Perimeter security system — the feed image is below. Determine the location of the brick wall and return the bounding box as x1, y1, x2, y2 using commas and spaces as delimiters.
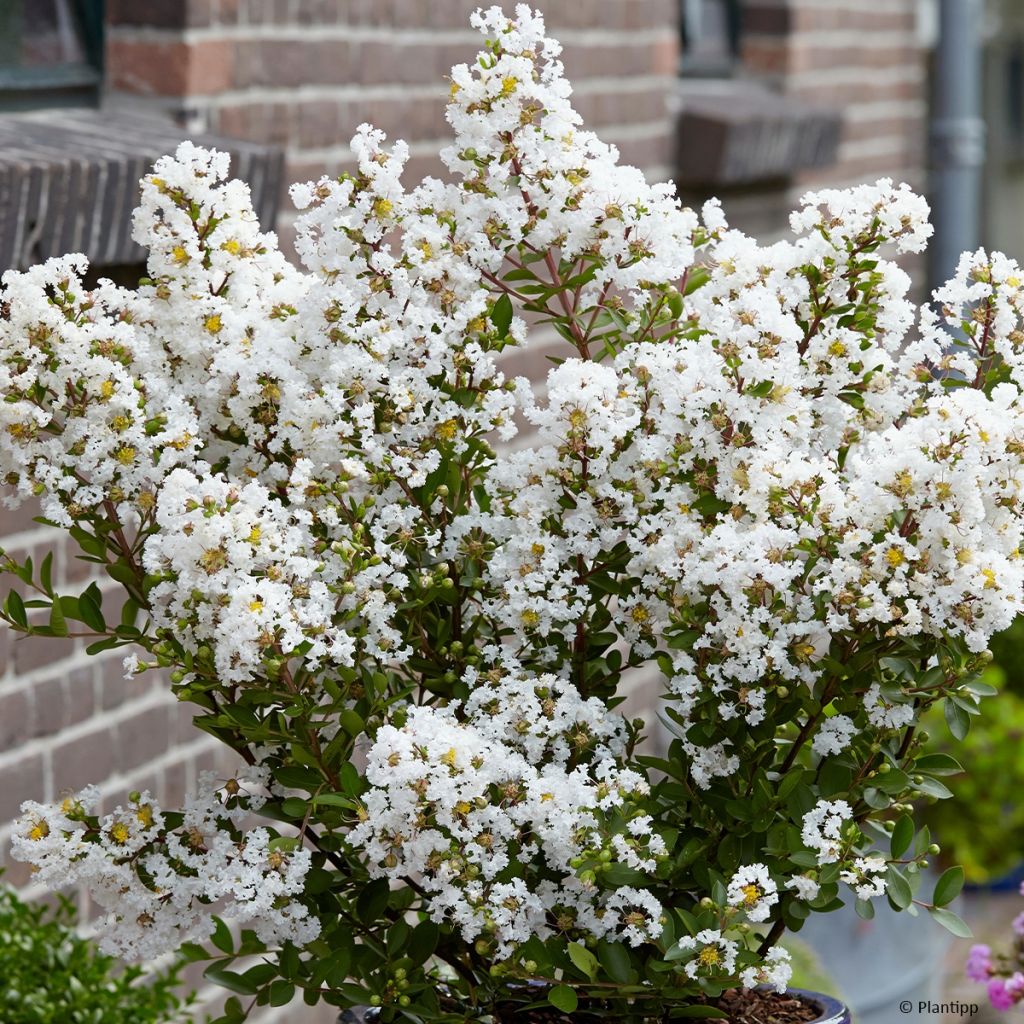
744, 0, 926, 190
687, 0, 927, 241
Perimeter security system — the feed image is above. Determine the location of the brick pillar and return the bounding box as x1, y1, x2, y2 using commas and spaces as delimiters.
742, 0, 927, 192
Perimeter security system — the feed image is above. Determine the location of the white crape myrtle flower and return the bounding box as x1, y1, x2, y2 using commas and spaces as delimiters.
727, 863, 779, 923
788, 875, 822, 901
862, 683, 916, 731
676, 929, 739, 979
12, 767, 317, 959
740, 946, 794, 994
840, 856, 889, 901
801, 800, 853, 865
812, 714, 857, 757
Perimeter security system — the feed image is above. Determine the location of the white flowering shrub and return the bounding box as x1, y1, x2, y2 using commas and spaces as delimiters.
2, 5, 1020, 1020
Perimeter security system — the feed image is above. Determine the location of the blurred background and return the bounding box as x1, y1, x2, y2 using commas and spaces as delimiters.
0, 1, 1021, 1022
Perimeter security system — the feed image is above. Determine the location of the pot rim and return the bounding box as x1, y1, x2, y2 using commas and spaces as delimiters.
784, 985, 849, 1024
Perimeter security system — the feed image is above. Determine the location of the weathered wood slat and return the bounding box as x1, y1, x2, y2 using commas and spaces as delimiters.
0, 109, 284, 271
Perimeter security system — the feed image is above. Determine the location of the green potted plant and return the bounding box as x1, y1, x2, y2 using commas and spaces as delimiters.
0, 881, 193, 1023
2, 6, 1022, 1022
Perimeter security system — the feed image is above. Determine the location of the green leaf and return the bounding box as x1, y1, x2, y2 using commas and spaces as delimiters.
106, 562, 137, 586
490, 293, 514, 337
240, 964, 277, 989
338, 761, 363, 796
219, 997, 246, 1024
268, 980, 295, 1007
548, 985, 578, 1013
596, 938, 633, 984
211, 916, 234, 955
915, 776, 953, 800
408, 920, 439, 965
204, 965, 258, 995
886, 866, 913, 910
854, 898, 875, 920
933, 866, 965, 908
273, 766, 322, 791
601, 862, 648, 886
928, 906, 972, 938
945, 699, 970, 740
178, 941, 211, 963
914, 753, 964, 776
39, 552, 53, 595
5, 590, 27, 627
312, 793, 355, 810
356, 878, 390, 925
567, 941, 598, 980
280, 797, 307, 818
890, 815, 914, 859
339, 709, 365, 737
79, 591, 106, 632
86, 637, 120, 655
49, 598, 67, 637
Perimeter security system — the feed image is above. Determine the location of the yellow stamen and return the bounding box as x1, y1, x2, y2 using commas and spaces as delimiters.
885, 546, 905, 568
109, 821, 131, 845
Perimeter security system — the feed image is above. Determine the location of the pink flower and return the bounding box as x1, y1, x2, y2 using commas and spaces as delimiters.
968, 944, 994, 982
988, 978, 1015, 1012
1013, 912, 1024, 938
1009, 973, 1024, 1002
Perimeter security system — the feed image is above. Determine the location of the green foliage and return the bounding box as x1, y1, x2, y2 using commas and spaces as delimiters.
0, 884, 194, 1024
987, 616, 1024, 698
919, 656, 1024, 883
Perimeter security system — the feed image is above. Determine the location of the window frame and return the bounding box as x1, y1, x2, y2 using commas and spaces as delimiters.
678, 0, 743, 78
0, 0, 104, 111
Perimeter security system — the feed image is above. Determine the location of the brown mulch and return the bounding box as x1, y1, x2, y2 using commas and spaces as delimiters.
713, 988, 821, 1023
489, 989, 822, 1023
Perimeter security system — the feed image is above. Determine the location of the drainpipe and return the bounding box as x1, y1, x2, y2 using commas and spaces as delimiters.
930, 0, 986, 289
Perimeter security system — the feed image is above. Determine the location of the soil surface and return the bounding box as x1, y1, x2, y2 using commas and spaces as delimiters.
490, 989, 822, 1023
714, 988, 822, 1023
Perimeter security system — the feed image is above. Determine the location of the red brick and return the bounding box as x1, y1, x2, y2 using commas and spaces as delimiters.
107, 37, 234, 97
99, 662, 146, 711
13, 633, 72, 677
0, 752, 44, 820
50, 726, 116, 795
0, 501, 44, 536
0, 622, 9, 677
162, 755, 190, 805
115, 704, 171, 774
30, 675, 64, 737
0, 686, 29, 751
0, 836, 38, 888
65, 667, 96, 728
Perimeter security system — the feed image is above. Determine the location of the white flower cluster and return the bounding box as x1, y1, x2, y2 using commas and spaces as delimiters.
801, 800, 853, 865
800, 800, 890, 902
12, 767, 317, 959
350, 667, 665, 955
